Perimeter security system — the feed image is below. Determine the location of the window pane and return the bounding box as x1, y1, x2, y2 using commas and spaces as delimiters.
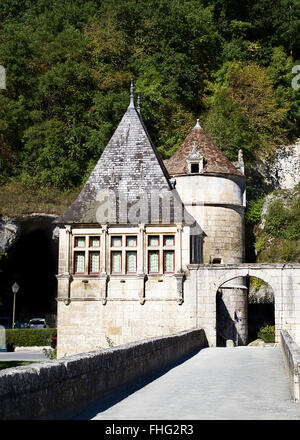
127, 236, 137, 247
89, 252, 100, 273
111, 236, 122, 247
89, 236, 100, 247
164, 235, 174, 246
149, 251, 159, 273
164, 251, 174, 272
74, 252, 85, 273
112, 251, 122, 272
75, 237, 85, 247
148, 236, 159, 246
126, 251, 137, 272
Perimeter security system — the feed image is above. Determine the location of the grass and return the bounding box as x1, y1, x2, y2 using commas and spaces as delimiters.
0, 181, 80, 217
0, 361, 41, 371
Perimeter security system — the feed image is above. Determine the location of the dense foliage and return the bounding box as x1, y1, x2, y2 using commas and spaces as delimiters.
1, 0, 300, 190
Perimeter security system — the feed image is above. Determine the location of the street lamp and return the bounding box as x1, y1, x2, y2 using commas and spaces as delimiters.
11, 282, 19, 329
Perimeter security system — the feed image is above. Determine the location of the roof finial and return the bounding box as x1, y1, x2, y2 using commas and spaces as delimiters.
129, 78, 135, 108
137, 93, 141, 114
194, 119, 201, 129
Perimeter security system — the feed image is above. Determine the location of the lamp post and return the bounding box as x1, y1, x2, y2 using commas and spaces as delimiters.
11, 282, 19, 329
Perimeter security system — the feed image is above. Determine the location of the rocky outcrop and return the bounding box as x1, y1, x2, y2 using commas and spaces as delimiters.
0, 217, 21, 252
247, 140, 300, 199
263, 141, 300, 190
248, 280, 274, 303
0, 214, 59, 252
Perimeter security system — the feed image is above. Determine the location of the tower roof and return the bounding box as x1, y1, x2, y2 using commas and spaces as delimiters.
56, 86, 187, 225
165, 121, 244, 177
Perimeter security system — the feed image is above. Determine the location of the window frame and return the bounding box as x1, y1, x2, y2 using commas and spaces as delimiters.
89, 236, 101, 248
111, 235, 122, 248
74, 236, 86, 248
126, 250, 137, 273
126, 235, 137, 247
163, 235, 175, 246
88, 251, 100, 274
148, 250, 160, 274
163, 249, 175, 274
148, 235, 160, 247
74, 251, 85, 274
111, 250, 122, 274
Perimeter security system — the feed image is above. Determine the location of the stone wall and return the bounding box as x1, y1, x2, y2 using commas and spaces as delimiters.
0, 329, 207, 420
280, 330, 300, 402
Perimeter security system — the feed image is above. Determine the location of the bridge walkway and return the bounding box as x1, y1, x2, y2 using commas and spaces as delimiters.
76, 347, 300, 420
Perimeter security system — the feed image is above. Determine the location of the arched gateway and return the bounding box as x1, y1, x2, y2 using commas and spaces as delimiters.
187, 263, 300, 347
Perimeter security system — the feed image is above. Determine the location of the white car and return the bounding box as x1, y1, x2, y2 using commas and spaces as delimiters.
27, 318, 48, 329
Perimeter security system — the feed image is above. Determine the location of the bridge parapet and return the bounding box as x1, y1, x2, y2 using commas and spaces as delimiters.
0, 329, 207, 420
281, 330, 300, 403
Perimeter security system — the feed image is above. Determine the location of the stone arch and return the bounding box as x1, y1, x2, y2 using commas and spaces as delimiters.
212, 268, 278, 347
216, 268, 278, 297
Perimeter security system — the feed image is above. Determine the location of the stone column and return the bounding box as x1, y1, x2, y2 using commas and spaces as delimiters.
100, 224, 109, 305
62, 225, 72, 305
176, 223, 183, 273
175, 224, 184, 304
138, 224, 145, 274
138, 224, 146, 304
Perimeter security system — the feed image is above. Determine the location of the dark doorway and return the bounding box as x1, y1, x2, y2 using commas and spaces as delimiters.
216, 276, 275, 346
0, 225, 58, 324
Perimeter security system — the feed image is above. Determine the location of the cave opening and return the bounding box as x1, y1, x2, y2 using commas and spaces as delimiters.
0, 220, 58, 326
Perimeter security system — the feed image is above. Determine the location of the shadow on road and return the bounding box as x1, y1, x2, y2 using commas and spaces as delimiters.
74, 347, 206, 420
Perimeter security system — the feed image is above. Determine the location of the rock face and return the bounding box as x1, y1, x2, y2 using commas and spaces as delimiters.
260, 141, 300, 191
248, 281, 274, 304
0, 214, 58, 252
0, 217, 21, 252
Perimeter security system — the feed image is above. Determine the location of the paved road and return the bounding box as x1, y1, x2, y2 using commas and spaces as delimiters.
77, 347, 300, 420
0, 351, 47, 361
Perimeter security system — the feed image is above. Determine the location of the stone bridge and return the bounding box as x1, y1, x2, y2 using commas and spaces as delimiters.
1, 329, 300, 420
188, 263, 300, 347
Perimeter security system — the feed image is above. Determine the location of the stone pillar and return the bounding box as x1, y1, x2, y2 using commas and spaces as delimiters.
217, 279, 248, 346
62, 225, 72, 305
138, 224, 145, 274
176, 223, 183, 273
175, 224, 184, 304
100, 224, 109, 305
138, 224, 146, 304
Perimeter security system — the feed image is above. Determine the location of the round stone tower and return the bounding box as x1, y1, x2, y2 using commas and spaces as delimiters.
165, 120, 248, 345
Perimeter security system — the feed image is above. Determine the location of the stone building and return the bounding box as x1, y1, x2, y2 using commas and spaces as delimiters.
55, 83, 246, 357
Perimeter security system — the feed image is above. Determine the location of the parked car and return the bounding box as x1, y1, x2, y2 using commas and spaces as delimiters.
27, 318, 48, 329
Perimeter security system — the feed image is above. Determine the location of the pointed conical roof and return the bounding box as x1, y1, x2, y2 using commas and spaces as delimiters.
165, 120, 243, 177
56, 93, 177, 225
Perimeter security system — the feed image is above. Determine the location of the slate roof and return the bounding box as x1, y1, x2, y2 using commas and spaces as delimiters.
165, 121, 244, 177
56, 93, 197, 228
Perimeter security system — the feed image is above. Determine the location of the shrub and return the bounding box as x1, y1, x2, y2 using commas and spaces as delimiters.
257, 324, 275, 343
5, 329, 57, 347
264, 199, 290, 238
246, 196, 266, 225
